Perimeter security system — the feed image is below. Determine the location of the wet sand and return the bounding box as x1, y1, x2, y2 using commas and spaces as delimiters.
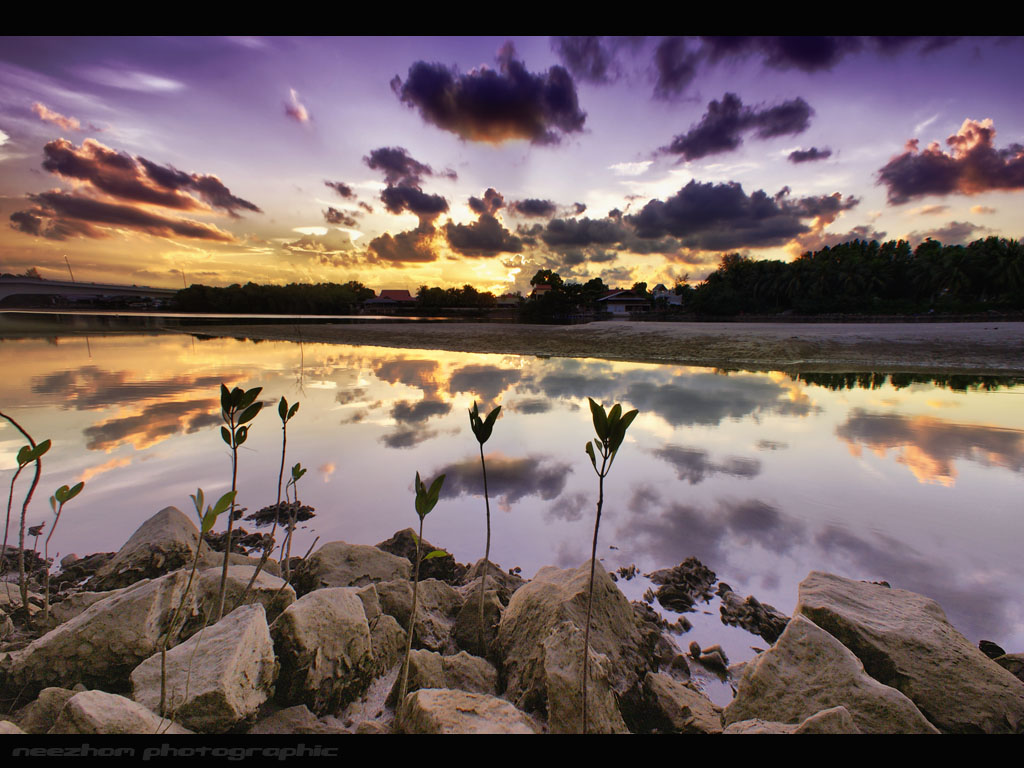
181, 319, 1024, 375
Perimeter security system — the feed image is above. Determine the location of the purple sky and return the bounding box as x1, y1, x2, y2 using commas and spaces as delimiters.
1, 36, 1022, 294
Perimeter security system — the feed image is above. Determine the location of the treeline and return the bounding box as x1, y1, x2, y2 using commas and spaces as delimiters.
790, 371, 1022, 393
687, 237, 1024, 316
416, 284, 498, 309
174, 281, 375, 314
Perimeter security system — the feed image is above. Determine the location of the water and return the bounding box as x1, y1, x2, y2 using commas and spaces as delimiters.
2, 320, 1023, 696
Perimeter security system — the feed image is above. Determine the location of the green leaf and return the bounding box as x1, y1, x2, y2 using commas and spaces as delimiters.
235, 425, 248, 446
191, 488, 205, 518
201, 508, 219, 533
291, 463, 306, 481
220, 426, 232, 446
278, 397, 288, 421
585, 441, 597, 471
49, 496, 57, 514
220, 383, 231, 413
54, 484, 70, 503
66, 481, 84, 501
607, 403, 622, 428
17, 445, 32, 466
288, 402, 300, 420
229, 386, 245, 408
588, 398, 608, 441
238, 401, 263, 425
427, 474, 445, 506
212, 490, 237, 515
236, 387, 262, 410
609, 408, 639, 454
423, 549, 448, 561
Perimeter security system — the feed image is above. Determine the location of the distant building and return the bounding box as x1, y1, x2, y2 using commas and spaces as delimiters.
363, 288, 417, 313
596, 289, 650, 316
651, 283, 682, 306
496, 293, 521, 307
378, 289, 415, 304
530, 284, 553, 298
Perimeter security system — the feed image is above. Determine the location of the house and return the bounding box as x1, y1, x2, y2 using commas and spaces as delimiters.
530, 284, 553, 298
363, 288, 417, 313
596, 289, 651, 316
651, 283, 682, 306
378, 289, 415, 304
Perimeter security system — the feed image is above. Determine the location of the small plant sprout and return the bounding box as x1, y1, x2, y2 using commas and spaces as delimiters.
216, 383, 264, 622
397, 471, 447, 706
581, 397, 638, 735
468, 400, 500, 655
160, 488, 236, 717
42, 481, 84, 622
0, 410, 50, 623
280, 462, 307, 581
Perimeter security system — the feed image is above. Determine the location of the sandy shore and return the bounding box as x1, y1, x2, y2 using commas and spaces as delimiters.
181, 319, 1024, 375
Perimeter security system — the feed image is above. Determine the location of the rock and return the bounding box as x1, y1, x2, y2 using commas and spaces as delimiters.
494, 561, 649, 731
290, 541, 411, 596
49, 689, 191, 734
354, 720, 389, 734
453, 588, 503, 657
0, 588, 43, 617
15, 687, 76, 734
45, 588, 131, 627
387, 650, 497, 706
88, 507, 203, 591
189, 565, 295, 630
723, 706, 861, 735
723, 614, 938, 734
0, 608, 12, 641
640, 672, 722, 734
797, 571, 1024, 734
1, 570, 197, 706
718, 585, 790, 644
993, 653, 1024, 683
0, 719, 25, 733
355, 584, 406, 677
979, 640, 1007, 659
460, 558, 526, 598
375, 529, 464, 583
271, 587, 374, 714
395, 689, 539, 734
131, 603, 277, 733
793, 705, 861, 734
248, 704, 349, 735
645, 557, 717, 613
376, 578, 462, 654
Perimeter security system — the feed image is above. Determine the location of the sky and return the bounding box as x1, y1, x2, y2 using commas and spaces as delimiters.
1, 35, 1022, 296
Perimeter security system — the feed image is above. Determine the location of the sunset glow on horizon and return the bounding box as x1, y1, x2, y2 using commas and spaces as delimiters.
2, 36, 1022, 295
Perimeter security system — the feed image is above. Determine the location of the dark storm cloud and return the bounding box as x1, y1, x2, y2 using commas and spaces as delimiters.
652, 444, 762, 484
391, 43, 586, 145
138, 157, 262, 216
9, 210, 101, 240
700, 35, 862, 72
379, 186, 449, 219
789, 147, 833, 164
510, 198, 558, 218
663, 93, 813, 162
551, 36, 620, 84
541, 217, 628, 249
627, 181, 857, 251
22, 191, 235, 242
877, 119, 1024, 204
367, 225, 437, 263
323, 207, 358, 227
505, 397, 552, 415
445, 214, 522, 257
325, 180, 355, 198
652, 36, 700, 98
373, 358, 440, 396
364, 146, 455, 187
545, 491, 589, 523
379, 427, 440, 449
434, 455, 572, 505
390, 398, 452, 425
468, 188, 504, 215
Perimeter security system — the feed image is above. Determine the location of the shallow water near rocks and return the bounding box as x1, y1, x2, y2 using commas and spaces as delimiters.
3, 323, 1023, 700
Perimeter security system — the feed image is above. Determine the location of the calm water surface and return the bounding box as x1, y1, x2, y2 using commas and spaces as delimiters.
2, 325, 1023, 685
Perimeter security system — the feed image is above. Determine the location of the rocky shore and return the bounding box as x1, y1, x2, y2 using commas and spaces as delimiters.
1, 506, 1022, 735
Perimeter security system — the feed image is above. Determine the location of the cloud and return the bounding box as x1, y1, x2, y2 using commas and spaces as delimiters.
83, 398, 219, 451
285, 88, 310, 123
367, 224, 437, 263
652, 444, 762, 484
907, 220, 983, 247
878, 118, 1024, 204
323, 207, 358, 227
468, 188, 504, 215
379, 185, 448, 219
364, 146, 455, 187
390, 398, 452, 425
510, 198, 558, 218
391, 42, 586, 145
445, 214, 522, 257
448, 364, 523, 403
545, 491, 590, 522
82, 67, 185, 92
663, 92, 814, 161
379, 426, 440, 449
628, 180, 857, 251
788, 146, 832, 164
31, 102, 84, 131
32, 366, 225, 409
434, 454, 572, 506
325, 180, 355, 198
550, 36, 621, 84
700, 35, 862, 72
18, 191, 235, 242
541, 217, 629, 250
971, 205, 996, 215
652, 36, 700, 98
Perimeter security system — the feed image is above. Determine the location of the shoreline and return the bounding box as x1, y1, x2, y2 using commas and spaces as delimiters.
179, 319, 1024, 376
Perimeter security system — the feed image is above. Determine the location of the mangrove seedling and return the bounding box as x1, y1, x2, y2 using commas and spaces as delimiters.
581, 397, 637, 734
42, 481, 84, 622
468, 400, 500, 655
234, 396, 300, 609
159, 488, 236, 717
396, 471, 447, 706
215, 383, 264, 622
0, 409, 50, 623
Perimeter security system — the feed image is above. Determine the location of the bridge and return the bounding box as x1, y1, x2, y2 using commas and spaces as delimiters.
0, 277, 177, 307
